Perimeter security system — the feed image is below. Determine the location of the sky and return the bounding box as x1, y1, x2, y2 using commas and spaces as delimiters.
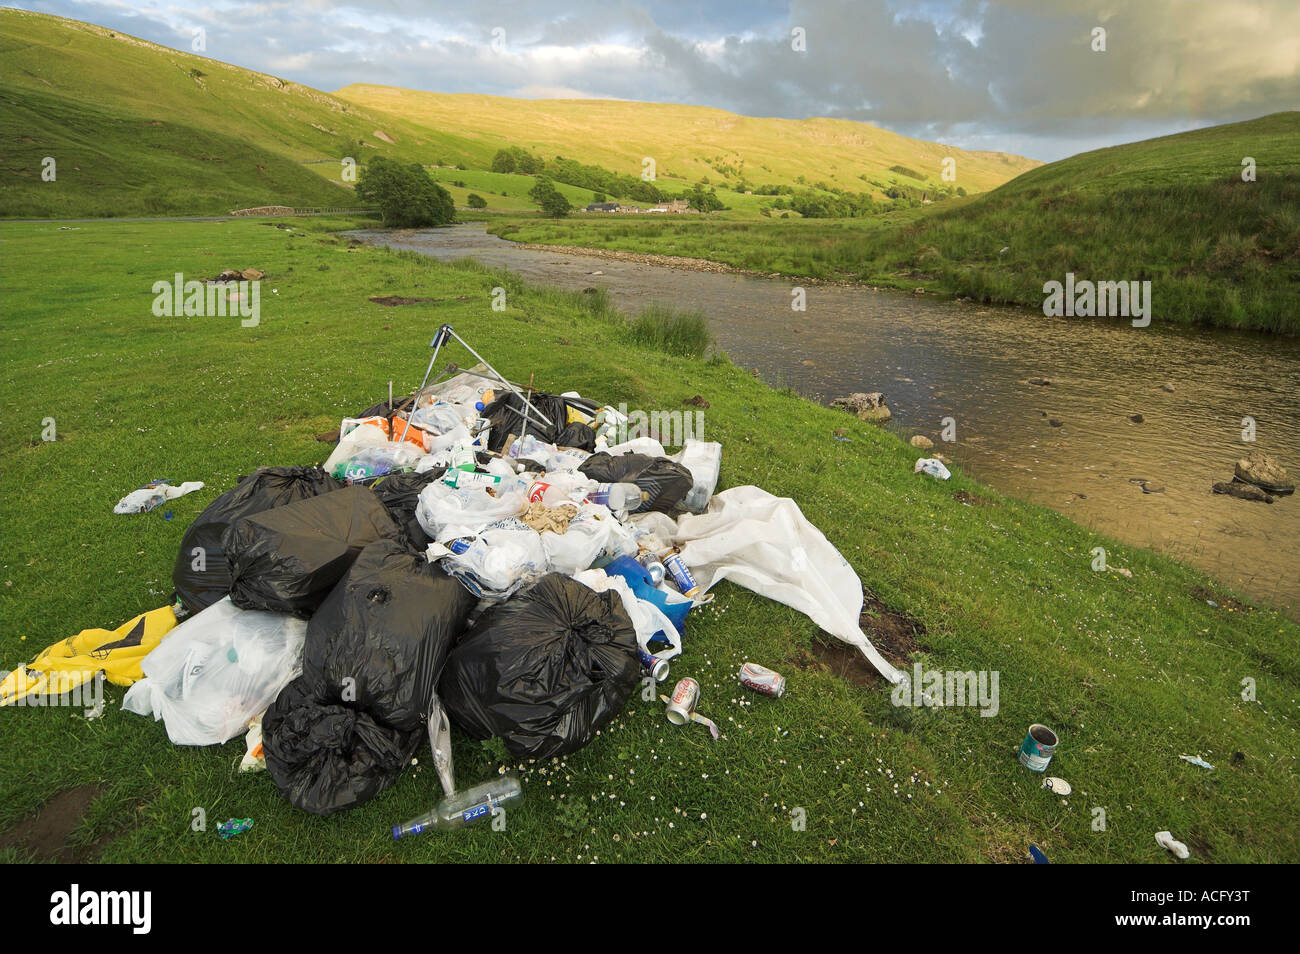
9, 0, 1299, 161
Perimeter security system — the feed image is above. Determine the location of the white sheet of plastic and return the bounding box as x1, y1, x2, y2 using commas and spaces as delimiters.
324, 422, 389, 474
673, 486, 902, 683
574, 568, 682, 660
122, 597, 307, 745
604, 436, 667, 458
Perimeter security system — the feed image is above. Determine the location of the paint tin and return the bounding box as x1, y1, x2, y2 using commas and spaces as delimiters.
1018, 724, 1059, 772
665, 677, 701, 725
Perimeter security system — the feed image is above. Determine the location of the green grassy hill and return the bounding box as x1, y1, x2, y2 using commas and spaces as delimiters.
0, 9, 1038, 218
337, 84, 1040, 202
493, 112, 1300, 332
0, 8, 483, 216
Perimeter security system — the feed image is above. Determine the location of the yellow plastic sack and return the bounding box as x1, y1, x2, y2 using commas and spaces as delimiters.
1, 605, 177, 706
566, 405, 593, 426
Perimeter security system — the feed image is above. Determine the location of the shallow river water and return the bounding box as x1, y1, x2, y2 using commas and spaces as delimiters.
352, 225, 1300, 614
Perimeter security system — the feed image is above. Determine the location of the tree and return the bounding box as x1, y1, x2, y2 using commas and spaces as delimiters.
688, 183, 724, 212
466, 193, 488, 209
491, 149, 516, 173
591, 192, 606, 204
355, 156, 455, 227
539, 190, 571, 217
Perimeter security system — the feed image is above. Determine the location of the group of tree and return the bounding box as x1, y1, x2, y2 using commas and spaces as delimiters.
355, 156, 454, 227
528, 177, 572, 218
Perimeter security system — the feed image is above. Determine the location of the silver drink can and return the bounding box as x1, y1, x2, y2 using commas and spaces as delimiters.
665, 677, 701, 725
739, 662, 786, 697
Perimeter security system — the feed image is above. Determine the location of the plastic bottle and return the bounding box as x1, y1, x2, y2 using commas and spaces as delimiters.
392, 775, 522, 838
527, 472, 593, 507
587, 482, 645, 511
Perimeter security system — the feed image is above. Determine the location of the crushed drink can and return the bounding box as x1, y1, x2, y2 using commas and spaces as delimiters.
663, 551, 699, 598
739, 662, 786, 697
637, 552, 666, 585
637, 648, 669, 683
665, 677, 700, 726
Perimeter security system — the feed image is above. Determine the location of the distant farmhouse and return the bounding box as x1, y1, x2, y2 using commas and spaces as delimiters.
583, 198, 698, 214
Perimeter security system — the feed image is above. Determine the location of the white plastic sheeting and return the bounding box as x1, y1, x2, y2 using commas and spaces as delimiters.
673, 486, 903, 684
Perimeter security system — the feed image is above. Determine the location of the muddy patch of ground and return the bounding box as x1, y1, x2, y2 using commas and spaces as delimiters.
1190, 585, 1252, 613
368, 295, 471, 306
791, 593, 926, 687
952, 490, 993, 506
0, 784, 110, 862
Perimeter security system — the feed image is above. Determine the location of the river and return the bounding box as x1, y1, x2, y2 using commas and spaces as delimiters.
351, 224, 1300, 614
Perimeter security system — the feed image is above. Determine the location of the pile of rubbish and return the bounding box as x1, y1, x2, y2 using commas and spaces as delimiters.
3, 335, 902, 831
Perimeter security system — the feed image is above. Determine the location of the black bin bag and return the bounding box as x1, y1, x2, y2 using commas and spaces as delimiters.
172, 466, 341, 614
578, 453, 693, 514
370, 470, 444, 549
480, 391, 597, 454
262, 540, 476, 815
224, 484, 399, 616
440, 573, 640, 759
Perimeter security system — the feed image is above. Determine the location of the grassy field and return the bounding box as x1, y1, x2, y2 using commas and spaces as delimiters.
1, 217, 1297, 863
490, 112, 1300, 333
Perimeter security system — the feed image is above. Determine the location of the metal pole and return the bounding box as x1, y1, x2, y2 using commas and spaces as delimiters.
445, 328, 554, 429
398, 325, 451, 444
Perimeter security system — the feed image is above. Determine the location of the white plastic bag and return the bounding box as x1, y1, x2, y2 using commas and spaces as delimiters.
914, 458, 951, 480
674, 487, 902, 683
324, 422, 389, 474
415, 476, 530, 543
541, 504, 617, 574
113, 480, 205, 515
672, 439, 722, 513
122, 598, 306, 745
427, 516, 547, 599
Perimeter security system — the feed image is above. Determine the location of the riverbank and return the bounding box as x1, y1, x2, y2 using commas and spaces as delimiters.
3, 217, 1298, 863
486, 112, 1300, 335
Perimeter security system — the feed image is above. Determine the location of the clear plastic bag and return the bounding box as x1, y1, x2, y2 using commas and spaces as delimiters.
430, 516, 547, 599
332, 442, 425, 483
415, 475, 530, 542
123, 597, 306, 746
672, 439, 723, 513
409, 403, 468, 436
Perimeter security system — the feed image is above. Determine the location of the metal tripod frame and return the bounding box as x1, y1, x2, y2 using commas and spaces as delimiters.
398, 323, 553, 444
